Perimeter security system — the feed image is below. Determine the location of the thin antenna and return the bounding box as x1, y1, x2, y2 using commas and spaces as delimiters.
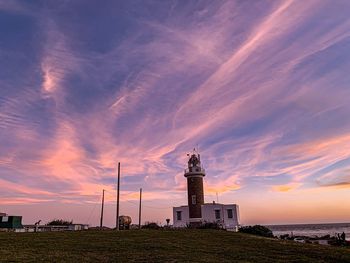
216, 192, 219, 203
198, 152, 201, 162
116, 162, 121, 230
138, 188, 142, 229
100, 189, 105, 229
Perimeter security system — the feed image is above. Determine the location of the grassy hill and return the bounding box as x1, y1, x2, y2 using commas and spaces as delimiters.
0, 229, 349, 262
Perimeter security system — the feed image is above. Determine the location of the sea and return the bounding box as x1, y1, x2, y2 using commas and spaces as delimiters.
266, 223, 350, 240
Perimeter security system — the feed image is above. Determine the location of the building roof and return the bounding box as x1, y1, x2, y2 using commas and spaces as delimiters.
174, 203, 237, 208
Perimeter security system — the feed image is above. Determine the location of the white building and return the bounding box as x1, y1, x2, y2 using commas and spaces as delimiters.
173, 202, 240, 230
23, 224, 89, 232
173, 150, 240, 230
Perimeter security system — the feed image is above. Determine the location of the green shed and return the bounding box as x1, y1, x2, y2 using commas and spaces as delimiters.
0, 216, 23, 229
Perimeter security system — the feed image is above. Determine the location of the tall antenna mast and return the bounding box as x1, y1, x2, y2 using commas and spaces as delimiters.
138, 188, 142, 229
116, 162, 121, 230
100, 189, 105, 229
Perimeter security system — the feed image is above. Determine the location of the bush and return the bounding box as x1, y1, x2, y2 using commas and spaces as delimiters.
279, 234, 290, 240
198, 222, 221, 229
142, 222, 160, 229
239, 225, 273, 238
47, 219, 73, 226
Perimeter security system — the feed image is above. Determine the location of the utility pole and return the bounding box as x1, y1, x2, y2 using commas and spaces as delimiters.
100, 189, 105, 229
116, 162, 121, 230
138, 188, 142, 229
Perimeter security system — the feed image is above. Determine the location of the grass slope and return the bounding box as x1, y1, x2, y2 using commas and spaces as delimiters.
0, 230, 349, 262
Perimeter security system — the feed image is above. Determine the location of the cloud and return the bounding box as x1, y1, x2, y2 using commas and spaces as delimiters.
271, 183, 301, 192
39, 19, 82, 99
319, 182, 350, 189
1, 0, 350, 225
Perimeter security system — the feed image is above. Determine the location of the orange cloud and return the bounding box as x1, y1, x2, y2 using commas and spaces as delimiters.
319, 182, 350, 189
271, 183, 301, 192
205, 175, 241, 194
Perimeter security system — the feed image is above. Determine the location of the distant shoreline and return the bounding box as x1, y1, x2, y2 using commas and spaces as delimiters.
264, 222, 350, 239
265, 222, 350, 227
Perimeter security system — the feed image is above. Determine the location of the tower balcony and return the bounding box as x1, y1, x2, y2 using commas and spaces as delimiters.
184, 167, 206, 175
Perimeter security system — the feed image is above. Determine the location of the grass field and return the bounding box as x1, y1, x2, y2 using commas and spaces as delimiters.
0, 229, 349, 262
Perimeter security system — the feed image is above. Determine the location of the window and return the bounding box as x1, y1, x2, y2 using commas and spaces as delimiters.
215, 209, 221, 219
192, 195, 196, 205
176, 211, 182, 221
227, 209, 233, 219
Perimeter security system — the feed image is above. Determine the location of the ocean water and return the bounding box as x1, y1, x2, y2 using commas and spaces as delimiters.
266, 223, 350, 239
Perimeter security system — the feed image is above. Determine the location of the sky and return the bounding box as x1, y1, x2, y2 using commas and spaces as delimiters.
1, 0, 350, 227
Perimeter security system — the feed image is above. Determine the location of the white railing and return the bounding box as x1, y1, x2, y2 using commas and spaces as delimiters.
184, 167, 205, 174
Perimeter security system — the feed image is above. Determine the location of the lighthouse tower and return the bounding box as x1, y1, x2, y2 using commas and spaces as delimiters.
184, 150, 205, 227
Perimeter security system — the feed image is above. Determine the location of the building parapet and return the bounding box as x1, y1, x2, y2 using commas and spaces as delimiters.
184, 167, 205, 174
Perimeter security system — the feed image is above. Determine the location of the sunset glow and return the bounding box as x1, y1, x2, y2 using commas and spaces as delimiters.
1, 0, 349, 227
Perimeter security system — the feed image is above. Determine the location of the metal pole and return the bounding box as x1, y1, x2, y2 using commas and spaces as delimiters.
100, 189, 105, 229
116, 162, 120, 230
138, 188, 142, 229
221, 204, 225, 226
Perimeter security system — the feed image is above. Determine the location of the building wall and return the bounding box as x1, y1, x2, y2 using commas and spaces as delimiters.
187, 176, 204, 219
202, 204, 239, 229
173, 206, 189, 227
23, 224, 89, 232
0, 216, 23, 229
172, 204, 239, 229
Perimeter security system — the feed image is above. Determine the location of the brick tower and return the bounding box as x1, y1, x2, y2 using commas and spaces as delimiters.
184, 150, 205, 227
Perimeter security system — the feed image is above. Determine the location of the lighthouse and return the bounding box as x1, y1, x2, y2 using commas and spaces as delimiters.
184, 150, 205, 227
173, 150, 240, 229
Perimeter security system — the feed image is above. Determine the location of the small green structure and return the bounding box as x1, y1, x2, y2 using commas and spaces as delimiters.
0, 215, 23, 229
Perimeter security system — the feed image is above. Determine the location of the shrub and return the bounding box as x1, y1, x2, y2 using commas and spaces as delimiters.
239, 225, 273, 238
47, 219, 73, 226
279, 234, 290, 240
142, 222, 160, 229
198, 222, 221, 229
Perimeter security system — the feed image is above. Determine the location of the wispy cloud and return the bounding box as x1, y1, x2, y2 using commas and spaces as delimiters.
1, 0, 350, 225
